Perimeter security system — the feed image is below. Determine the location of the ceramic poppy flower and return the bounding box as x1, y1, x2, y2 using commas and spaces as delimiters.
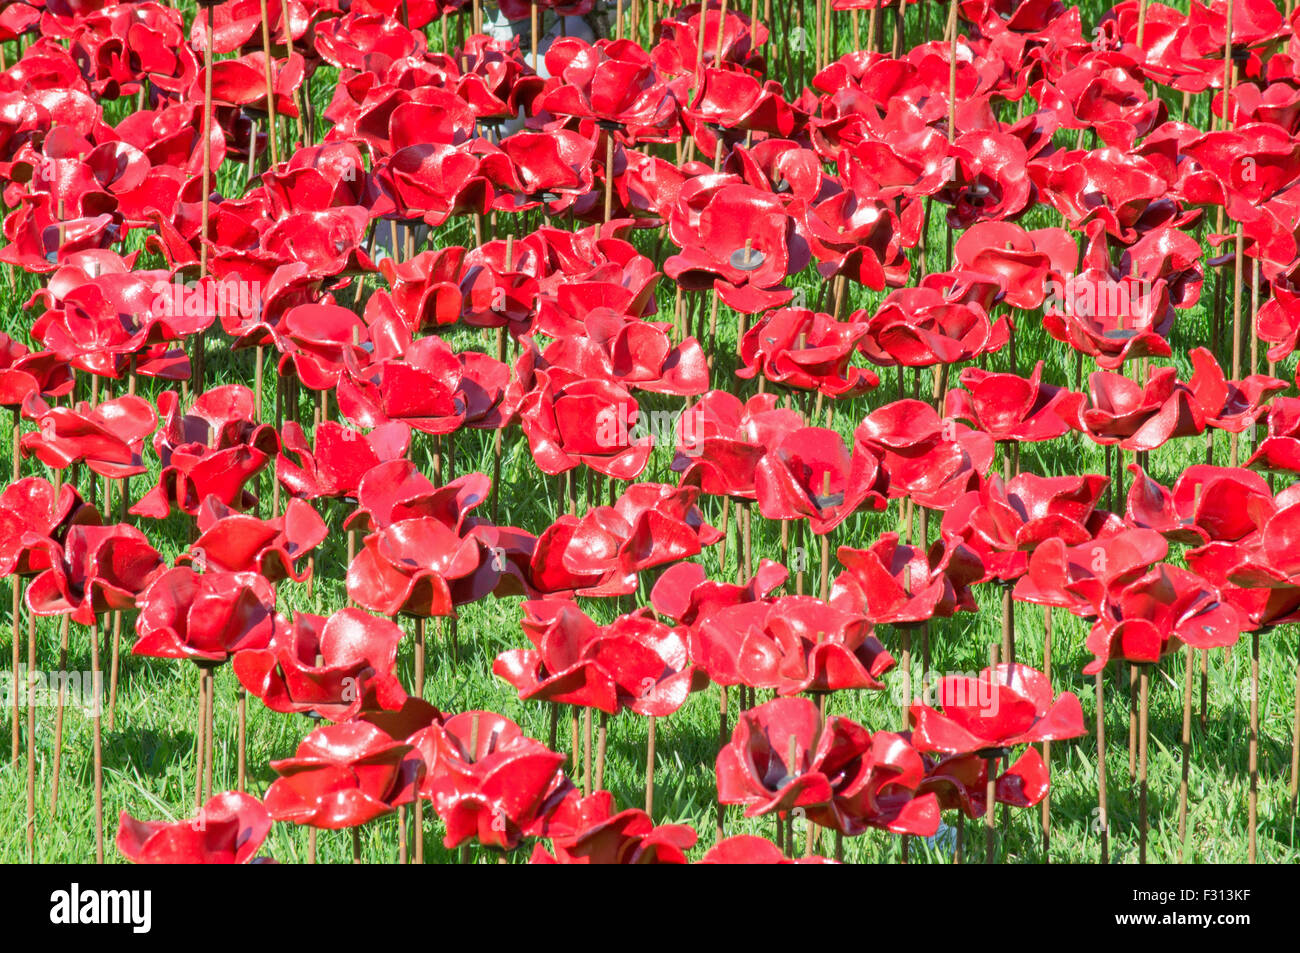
526, 481, 722, 598
1076, 367, 1205, 451
691, 595, 894, 696
651, 3, 767, 76
859, 284, 1009, 368
234, 608, 407, 722
275, 420, 410, 502
1082, 564, 1244, 673
456, 239, 541, 333
802, 188, 908, 290
831, 533, 983, 626
531, 791, 696, 864
345, 462, 489, 534
737, 308, 879, 398
423, 710, 571, 851
0, 334, 74, 408
204, 50, 304, 119
495, 602, 704, 716
1255, 284, 1300, 362
20, 393, 156, 479
919, 746, 1051, 819
1193, 467, 1300, 612
275, 303, 371, 393
254, 207, 378, 279
346, 515, 496, 618
698, 834, 832, 864
1185, 346, 1286, 433
754, 426, 888, 535
116, 791, 272, 865
183, 497, 327, 586
936, 129, 1034, 228
132, 566, 276, 663
1125, 464, 1275, 546
909, 664, 1086, 754
855, 400, 995, 510
670, 391, 804, 500
533, 311, 710, 398
29, 267, 211, 380
953, 222, 1078, 311
0, 478, 96, 578
373, 247, 465, 332
716, 696, 940, 836
1014, 527, 1170, 619
494, 600, 618, 712
517, 371, 652, 480
1181, 122, 1300, 221
945, 361, 1085, 443
1246, 396, 1300, 474
339, 332, 510, 435
1043, 273, 1177, 367
132, 386, 278, 519
664, 182, 812, 314
942, 473, 1116, 582
25, 523, 164, 626
266, 722, 424, 830
482, 128, 598, 215
649, 559, 789, 628
1029, 146, 1183, 244
537, 38, 679, 143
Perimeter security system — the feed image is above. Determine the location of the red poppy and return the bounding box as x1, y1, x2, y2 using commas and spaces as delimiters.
670, 390, 804, 500
942, 473, 1116, 582
184, 497, 327, 585
20, 393, 157, 479
945, 361, 1084, 443
496, 602, 703, 716
518, 372, 653, 480
649, 559, 789, 628
920, 747, 1051, 818
859, 283, 1009, 368
754, 426, 888, 535
1077, 366, 1205, 451
116, 791, 272, 865
537, 38, 679, 143
1246, 396, 1300, 475
423, 710, 571, 850
276, 420, 410, 502
737, 308, 879, 398
133, 386, 278, 519
1126, 464, 1275, 546
266, 722, 424, 830
831, 533, 983, 625
954, 222, 1078, 311
691, 595, 895, 696
855, 400, 995, 510
909, 664, 1086, 754
234, 607, 407, 721
665, 182, 812, 314
0, 334, 74, 408
717, 696, 939, 835
25, 522, 164, 626
531, 791, 696, 864
1015, 527, 1170, 619
0, 478, 96, 578
1082, 565, 1243, 672
133, 566, 276, 664
346, 515, 496, 618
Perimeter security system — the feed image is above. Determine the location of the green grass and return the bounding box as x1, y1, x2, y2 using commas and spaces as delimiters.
1, 0, 1298, 864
